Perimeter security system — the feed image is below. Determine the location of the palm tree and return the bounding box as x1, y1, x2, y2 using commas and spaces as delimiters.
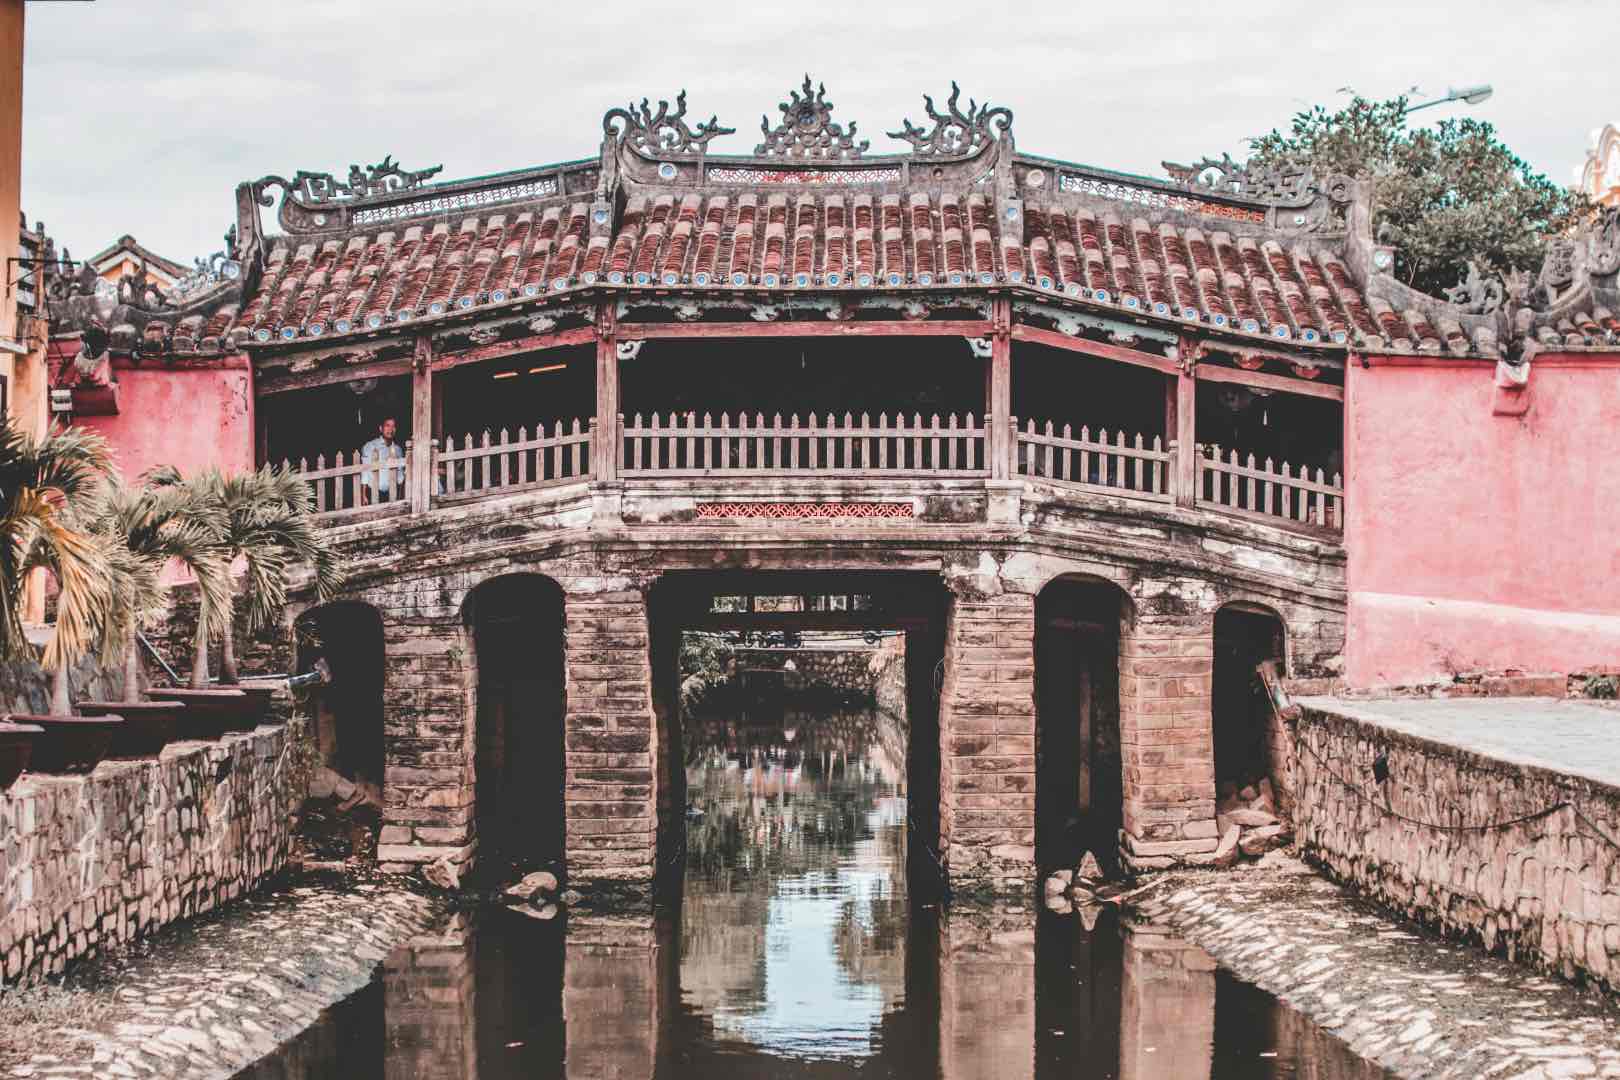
0, 418, 116, 712
178, 467, 344, 687
78, 471, 231, 704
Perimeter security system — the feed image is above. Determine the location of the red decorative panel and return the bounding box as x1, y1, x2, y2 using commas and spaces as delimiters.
694, 501, 915, 520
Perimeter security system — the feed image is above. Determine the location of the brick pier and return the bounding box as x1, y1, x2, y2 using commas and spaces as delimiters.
562, 582, 659, 899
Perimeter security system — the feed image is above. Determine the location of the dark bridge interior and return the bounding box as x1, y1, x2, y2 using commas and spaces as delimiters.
646, 570, 949, 899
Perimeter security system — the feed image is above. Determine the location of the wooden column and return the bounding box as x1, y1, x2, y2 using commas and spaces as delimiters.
594, 302, 619, 483
987, 297, 1013, 481
1173, 336, 1198, 508
410, 334, 433, 514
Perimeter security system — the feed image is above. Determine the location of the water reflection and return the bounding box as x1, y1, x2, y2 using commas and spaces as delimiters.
236, 700, 1387, 1080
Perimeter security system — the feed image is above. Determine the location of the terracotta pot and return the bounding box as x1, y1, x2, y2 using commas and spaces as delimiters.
78, 700, 185, 758
9, 714, 121, 774
151, 688, 251, 738
0, 720, 43, 787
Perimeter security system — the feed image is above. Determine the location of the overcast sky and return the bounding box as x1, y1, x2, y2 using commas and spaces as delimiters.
19, 0, 1619, 265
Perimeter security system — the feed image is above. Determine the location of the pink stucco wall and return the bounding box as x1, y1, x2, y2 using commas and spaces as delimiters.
79, 359, 255, 481
1344, 353, 1620, 686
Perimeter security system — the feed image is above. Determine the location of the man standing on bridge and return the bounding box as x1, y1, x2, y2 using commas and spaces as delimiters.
359, 416, 406, 505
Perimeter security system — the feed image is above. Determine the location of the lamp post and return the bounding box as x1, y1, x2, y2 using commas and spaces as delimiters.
1408, 84, 1493, 113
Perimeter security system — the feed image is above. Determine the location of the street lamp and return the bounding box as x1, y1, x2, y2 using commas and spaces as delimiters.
1409, 84, 1493, 112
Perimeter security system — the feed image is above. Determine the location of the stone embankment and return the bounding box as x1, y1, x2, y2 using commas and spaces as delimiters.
1, 725, 301, 985
1293, 697, 1620, 989
1140, 857, 1620, 1079
4, 874, 437, 1079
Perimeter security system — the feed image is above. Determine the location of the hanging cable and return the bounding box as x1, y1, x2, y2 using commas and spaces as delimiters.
1292, 712, 1620, 851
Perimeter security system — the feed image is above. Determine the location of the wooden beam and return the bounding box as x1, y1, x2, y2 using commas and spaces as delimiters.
256, 357, 414, 396
1195, 363, 1343, 401
988, 298, 1012, 481
410, 335, 433, 515
1174, 339, 1198, 508
685, 612, 908, 632
431, 326, 596, 371
1011, 323, 1181, 376
594, 303, 618, 482
615, 319, 995, 341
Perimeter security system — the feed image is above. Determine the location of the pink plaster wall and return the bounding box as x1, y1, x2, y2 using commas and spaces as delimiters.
78, 361, 255, 481
1344, 353, 1620, 686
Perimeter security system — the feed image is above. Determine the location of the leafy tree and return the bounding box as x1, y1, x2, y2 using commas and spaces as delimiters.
78, 471, 231, 704
170, 467, 345, 687
1247, 96, 1588, 296
0, 419, 116, 710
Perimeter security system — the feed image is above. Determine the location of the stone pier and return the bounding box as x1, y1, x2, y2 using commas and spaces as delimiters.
562, 580, 658, 900
1118, 608, 1219, 869
938, 588, 1038, 893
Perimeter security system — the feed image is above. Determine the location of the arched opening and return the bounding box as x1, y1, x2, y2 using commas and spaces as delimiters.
1213, 604, 1288, 815
464, 573, 567, 878
295, 601, 386, 794
1035, 576, 1129, 875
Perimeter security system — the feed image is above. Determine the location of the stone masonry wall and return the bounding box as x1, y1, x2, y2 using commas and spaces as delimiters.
1295, 704, 1620, 986
938, 591, 1037, 892
1118, 606, 1219, 869
563, 584, 658, 895
0, 724, 300, 985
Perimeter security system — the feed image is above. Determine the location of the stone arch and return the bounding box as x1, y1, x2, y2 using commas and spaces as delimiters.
1034, 573, 1134, 874
1212, 600, 1290, 818
294, 600, 386, 795
461, 572, 568, 877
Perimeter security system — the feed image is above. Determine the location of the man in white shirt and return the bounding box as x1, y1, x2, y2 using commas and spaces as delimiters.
360, 417, 406, 504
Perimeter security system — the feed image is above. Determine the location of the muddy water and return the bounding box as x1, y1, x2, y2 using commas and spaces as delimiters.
236, 704, 1387, 1079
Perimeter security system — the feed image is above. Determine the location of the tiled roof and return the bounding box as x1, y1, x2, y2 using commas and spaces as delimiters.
229, 187, 1514, 356
73, 82, 1620, 362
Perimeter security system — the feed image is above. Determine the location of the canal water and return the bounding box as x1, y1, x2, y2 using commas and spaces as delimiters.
236, 700, 1387, 1079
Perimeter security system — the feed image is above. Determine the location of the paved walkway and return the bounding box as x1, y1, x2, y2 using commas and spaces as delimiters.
1140, 855, 1620, 1079
3, 874, 437, 1080
1298, 697, 1620, 789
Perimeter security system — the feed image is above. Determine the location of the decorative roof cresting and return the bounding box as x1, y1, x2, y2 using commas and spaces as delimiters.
888, 82, 1012, 157
253, 155, 444, 208
756, 76, 868, 160
603, 91, 735, 156
1161, 153, 1350, 208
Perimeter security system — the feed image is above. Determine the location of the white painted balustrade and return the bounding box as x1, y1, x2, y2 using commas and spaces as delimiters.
435, 420, 592, 501
284, 444, 412, 518
1015, 420, 1172, 501
619, 411, 989, 476
1197, 444, 1343, 531
282, 415, 1343, 537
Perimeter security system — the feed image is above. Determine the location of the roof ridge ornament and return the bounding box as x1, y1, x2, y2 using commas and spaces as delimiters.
253, 156, 444, 208
603, 91, 734, 156
1161, 153, 1350, 208
756, 76, 868, 160
888, 82, 1012, 158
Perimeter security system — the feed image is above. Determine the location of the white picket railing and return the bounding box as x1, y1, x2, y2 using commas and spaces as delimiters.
1015, 420, 1172, 501
619, 411, 989, 477
285, 445, 411, 519
435, 421, 592, 501
1197, 444, 1343, 531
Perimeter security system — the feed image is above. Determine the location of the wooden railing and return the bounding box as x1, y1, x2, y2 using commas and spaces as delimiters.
435, 421, 592, 502
619, 412, 989, 477
1197, 445, 1343, 531
284, 415, 1343, 540
284, 445, 412, 519
1015, 420, 1172, 501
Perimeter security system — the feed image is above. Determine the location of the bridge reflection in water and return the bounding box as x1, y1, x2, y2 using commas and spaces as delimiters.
235, 702, 1386, 1080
